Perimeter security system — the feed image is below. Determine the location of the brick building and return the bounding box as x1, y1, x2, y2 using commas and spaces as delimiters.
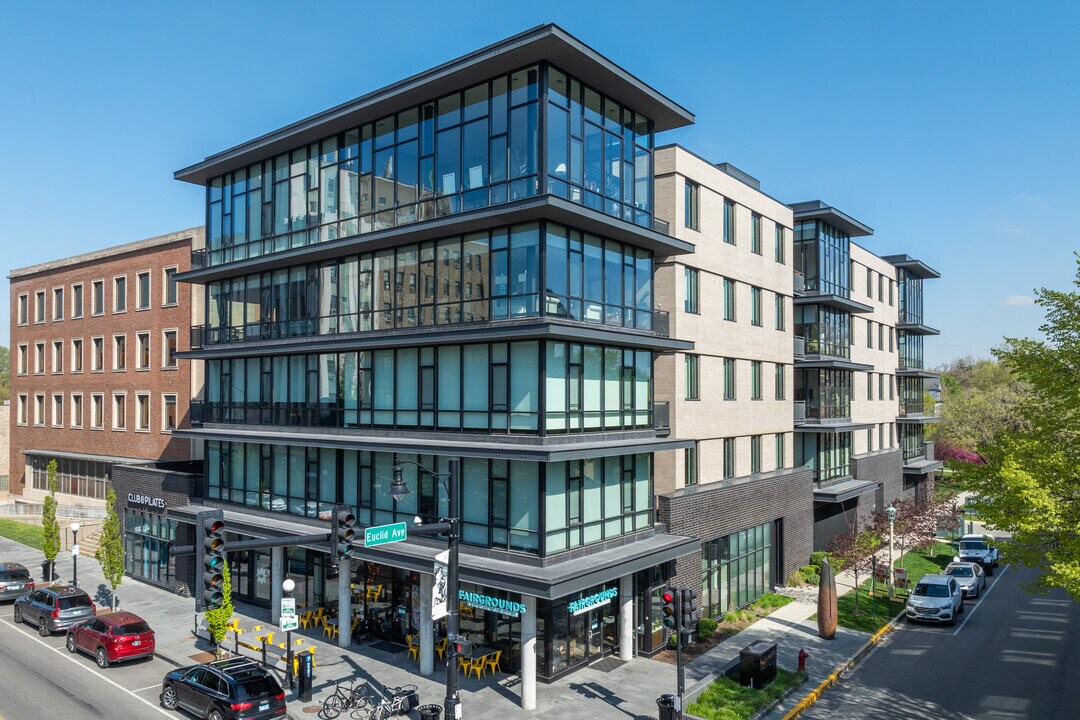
8, 227, 204, 506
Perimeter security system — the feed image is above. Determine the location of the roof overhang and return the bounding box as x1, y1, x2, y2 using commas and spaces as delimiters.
795, 421, 874, 433
903, 459, 944, 475
896, 368, 940, 378
796, 357, 874, 372
813, 478, 878, 503
794, 293, 874, 314
788, 201, 873, 237
896, 322, 940, 336
175, 24, 694, 186
22, 449, 155, 466
882, 255, 941, 279
896, 414, 941, 424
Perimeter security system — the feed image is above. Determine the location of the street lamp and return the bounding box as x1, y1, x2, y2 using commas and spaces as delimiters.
885, 506, 897, 600
389, 454, 461, 720
70, 522, 81, 588
282, 577, 296, 688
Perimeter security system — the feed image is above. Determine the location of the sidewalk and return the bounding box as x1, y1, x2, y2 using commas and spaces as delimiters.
0, 535, 875, 719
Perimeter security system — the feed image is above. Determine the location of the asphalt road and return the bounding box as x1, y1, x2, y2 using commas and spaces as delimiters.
0, 601, 178, 720
800, 564, 1080, 720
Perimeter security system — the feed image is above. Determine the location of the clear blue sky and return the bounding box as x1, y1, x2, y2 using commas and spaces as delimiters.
3, 1, 1078, 368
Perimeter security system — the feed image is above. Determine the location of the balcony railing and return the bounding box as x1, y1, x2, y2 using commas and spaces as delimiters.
653, 217, 671, 236
653, 401, 670, 432
793, 271, 805, 295
794, 336, 805, 359
793, 400, 806, 424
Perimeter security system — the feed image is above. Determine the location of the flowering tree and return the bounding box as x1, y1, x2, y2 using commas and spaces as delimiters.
828, 522, 881, 614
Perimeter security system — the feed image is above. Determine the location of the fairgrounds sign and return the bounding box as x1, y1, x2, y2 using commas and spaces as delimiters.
459, 591, 526, 616
568, 586, 618, 615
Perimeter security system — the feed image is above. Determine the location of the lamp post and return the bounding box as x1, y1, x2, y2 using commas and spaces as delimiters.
70, 522, 81, 588
282, 577, 296, 688
389, 455, 461, 720
885, 506, 897, 600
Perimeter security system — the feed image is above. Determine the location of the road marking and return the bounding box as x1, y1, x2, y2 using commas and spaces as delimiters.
951, 564, 1009, 636
0, 618, 173, 717
133, 685, 162, 693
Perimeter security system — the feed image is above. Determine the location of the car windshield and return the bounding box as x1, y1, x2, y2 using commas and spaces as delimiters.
113, 621, 151, 635
914, 583, 949, 598
948, 567, 974, 577
0, 570, 30, 582
960, 541, 988, 551
236, 675, 282, 699
59, 595, 93, 609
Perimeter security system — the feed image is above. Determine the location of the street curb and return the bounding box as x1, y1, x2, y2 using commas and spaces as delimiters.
778, 611, 903, 719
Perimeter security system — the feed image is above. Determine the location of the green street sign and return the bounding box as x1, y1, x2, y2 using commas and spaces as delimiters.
364, 522, 408, 547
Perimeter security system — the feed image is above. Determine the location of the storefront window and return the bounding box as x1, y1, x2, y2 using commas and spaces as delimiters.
124, 509, 175, 586
701, 522, 773, 618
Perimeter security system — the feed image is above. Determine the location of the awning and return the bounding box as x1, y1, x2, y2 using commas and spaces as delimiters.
813, 478, 878, 504
903, 459, 944, 475
23, 448, 155, 466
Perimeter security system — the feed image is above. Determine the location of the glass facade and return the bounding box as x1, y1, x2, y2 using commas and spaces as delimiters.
899, 377, 924, 416
29, 455, 110, 500
898, 268, 924, 324
795, 368, 852, 420
202, 65, 654, 268
125, 509, 176, 586
701, 522, 772, 618
794, 219, 850, 296
201, 221, 654, 344
898, 331, 924, 369
900, 424, 926, 461
795, 304, 851, 358
796, 432, 852, 482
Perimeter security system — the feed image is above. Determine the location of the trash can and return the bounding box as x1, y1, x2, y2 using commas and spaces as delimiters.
417, 704, 442, 720
739, 640, 777, 688
656, 694, 677, 720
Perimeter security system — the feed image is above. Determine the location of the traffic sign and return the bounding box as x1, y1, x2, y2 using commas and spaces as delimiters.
281, 615, 299, 631
364, 522, 408, 547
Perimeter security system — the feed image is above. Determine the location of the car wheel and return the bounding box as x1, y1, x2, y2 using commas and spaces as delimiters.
208, 708, 226, 720
947, 613, 956, 627
161, 684, 178, 710
38, 619, 50, 637
96, 647, 110, 668
13, 606, 22, 624
66, 634, 78, 653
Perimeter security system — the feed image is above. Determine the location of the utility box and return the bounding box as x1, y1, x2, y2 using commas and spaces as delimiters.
739, 640, 777, 688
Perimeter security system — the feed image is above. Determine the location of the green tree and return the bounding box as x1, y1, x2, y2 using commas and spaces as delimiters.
0, 345, 9, 403
41, 461, 61, 568
95, 488, 125, 610
205, 560, 234, 654
929, 357, 1027, 453
958, 256, 1080, 600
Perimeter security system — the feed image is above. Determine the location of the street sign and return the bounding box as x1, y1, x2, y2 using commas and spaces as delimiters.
364, 522, 408, 547
281, 597, 296, 616
894, 567, 908, 589
281, 615, 299, 631
71, 544, 80, 557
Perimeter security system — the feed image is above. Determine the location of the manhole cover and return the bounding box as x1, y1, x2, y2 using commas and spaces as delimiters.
302, 705, 322, 714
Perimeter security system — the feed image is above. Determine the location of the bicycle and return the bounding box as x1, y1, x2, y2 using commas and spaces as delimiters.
321, 680, 371, 719
354, 684, 418, 720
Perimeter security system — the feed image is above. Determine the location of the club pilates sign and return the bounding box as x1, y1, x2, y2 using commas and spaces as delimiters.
568, 586, 618, 615
127, 493, 167, 510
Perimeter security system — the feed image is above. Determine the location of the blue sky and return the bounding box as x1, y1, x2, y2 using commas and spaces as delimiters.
2, 1, 1077, 368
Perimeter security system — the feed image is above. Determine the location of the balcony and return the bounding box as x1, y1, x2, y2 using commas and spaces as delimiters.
793, 400, 806, 424
794, 336, 805, 359
793, 271, 805, 295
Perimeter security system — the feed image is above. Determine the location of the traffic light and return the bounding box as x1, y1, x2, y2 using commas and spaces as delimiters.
680, 588, 700, 633
661, 588, 679, 630
197, 510, 225, 612
331, 505, 357, 562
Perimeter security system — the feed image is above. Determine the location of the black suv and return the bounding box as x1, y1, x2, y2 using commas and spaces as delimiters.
13, 585, 95, 635
0, 562, 34, 601
161, 657, 286, 720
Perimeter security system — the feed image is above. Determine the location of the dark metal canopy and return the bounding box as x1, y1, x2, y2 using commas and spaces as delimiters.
813, 478, 878, 503
882, 254, 941, 280
788, 200, 873, 237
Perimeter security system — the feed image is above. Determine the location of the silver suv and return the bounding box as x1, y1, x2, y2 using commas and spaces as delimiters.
13, 585, 96, 636
906, 574, 963, 626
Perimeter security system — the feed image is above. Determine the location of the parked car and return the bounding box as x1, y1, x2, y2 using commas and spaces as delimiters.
160, 656, 286, 720
944, 561, 986, 599
13, 585, 96, 636
954, 533, 999, 575
906, 574, 964, 626
0, 562, 35, 601
66, 611, 155, 667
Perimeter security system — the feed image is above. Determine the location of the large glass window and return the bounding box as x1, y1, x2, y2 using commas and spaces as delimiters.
795, 432, 852, 482
794, 219, 850, 296
795, 368, 852, 420
795, 304, 851, 359
684, 267, 699, 314
701, 522, 772, 618
684, 181, 699, 230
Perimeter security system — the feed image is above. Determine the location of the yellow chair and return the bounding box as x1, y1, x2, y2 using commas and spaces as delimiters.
298, 611, 314, 630
365, 585, 383, 602
408, 639, 420, 662
458, 655, 472, 672
322, 617, 339, 641
436, 638, 448, 661
466, 656, 485, 679
484, 650, 502, 675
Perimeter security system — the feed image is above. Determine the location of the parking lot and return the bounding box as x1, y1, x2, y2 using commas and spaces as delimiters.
897, 563, 1009, 636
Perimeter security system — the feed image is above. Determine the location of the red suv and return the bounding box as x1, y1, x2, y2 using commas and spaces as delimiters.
66, 611, 155, 667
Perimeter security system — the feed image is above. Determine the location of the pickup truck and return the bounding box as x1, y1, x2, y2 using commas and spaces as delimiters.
954, 534, 999, 576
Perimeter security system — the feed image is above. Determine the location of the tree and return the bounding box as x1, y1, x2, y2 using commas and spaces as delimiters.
929, 357, 1027, 454
828, 522, 881, 614
95, 488, 125, 610
958, 255, 1080, 600
205, 560, 234, 655
0, 345, 9, 404
41, 461, 61, 572
869, 498, 926, 569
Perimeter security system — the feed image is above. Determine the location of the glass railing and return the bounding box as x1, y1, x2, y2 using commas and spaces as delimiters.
793, 401, 806, 424
794, 336, 805, 358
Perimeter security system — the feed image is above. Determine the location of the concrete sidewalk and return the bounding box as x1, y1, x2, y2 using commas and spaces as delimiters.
0, 535, 874, 719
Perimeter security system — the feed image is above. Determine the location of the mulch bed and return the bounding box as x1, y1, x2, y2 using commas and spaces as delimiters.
654, 604, 782, 665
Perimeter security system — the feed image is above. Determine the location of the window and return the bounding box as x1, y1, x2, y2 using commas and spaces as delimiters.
113, 276, 126, 313
92, 280, 104, 315
751, 361, 762, 400
17, 394, 28, 425
91, 394, 104, 429
17, 344, 27, 375
878, 274, 884, 301
71, 393, 83, 428
34, 394, 45, 426
113, 335, 126, 371
867, 319, 874, 348
52, 287, 63, 321
52, 394, 63, 427
889, 328, 894, 353
751, 213, 762, 254
723, 199, 735, 244
775, 294, 785, 331
879, 373, 885, 400
112, 393, 126, 430
867, 372, 874, 400
878, 323, 884, 350
750, 286, 762, 326
866, 268, 873, 298
685, 443, 698, 486
163, 266, 178, 305
775, 364, 785, 400
723, 438, 735, 479
774, 226, 785, 263
136, 332, 150, 370
162, 394, 177, 432
684, 267, 699, 314
137, 271, 151, 310
136, 393, 150, 431
723, 278, 736, 321
723, 358, 736, 400
775, 432, 785, 469
71, 283, 83, 319
868, 427, 874, 452
51, 340, 62, 374
71, 338, 83, 373
18, 294, 28, 325
92, 337, 104, 372
889, 280, 894, 306
685, 355, 699, 400
751, 435, 761, 474
889, 374, 895, 400
34, 342, 44, 374
35, 290, 45, 323
684, 180, 699, 230
162, 330, 178, 369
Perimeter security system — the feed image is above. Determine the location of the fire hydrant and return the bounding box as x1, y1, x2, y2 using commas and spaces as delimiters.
798, 648, 809, 672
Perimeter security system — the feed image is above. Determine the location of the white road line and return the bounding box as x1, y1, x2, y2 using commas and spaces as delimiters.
951, 564, 1009, 636
133, 685, 162, 693
0, 618, 174, 717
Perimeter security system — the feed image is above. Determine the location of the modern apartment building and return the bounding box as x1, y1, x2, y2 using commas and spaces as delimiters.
7, 227, 204, 506
652, 146, 812, 618
161, 25, 701, 703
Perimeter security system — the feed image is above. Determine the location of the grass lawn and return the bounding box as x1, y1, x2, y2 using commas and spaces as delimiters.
687, 668, 806, 720
0, 518, 45, 550
833, 542, 956, 634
